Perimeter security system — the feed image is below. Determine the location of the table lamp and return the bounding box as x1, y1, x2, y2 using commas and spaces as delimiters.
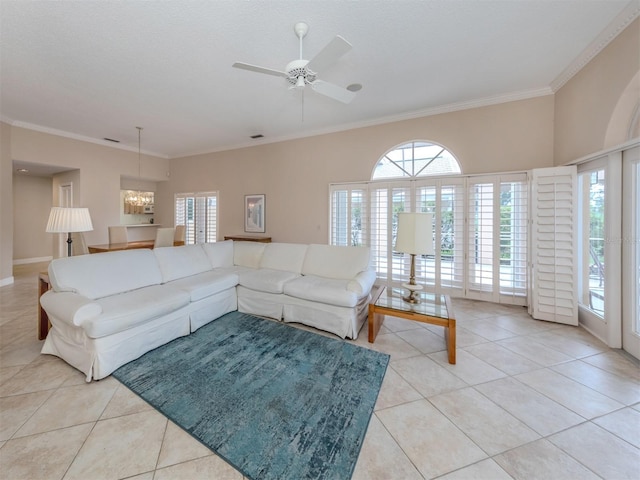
46, 207, 94, 257
394, 212, 434, 303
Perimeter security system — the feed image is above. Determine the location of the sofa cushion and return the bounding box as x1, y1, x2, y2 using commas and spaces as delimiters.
168, 270, 239, 302
239, 268, 300, 294
259, 243, 308, 273
201, 240, 234, 268
283, 275, 359, 308
153, 244, 211, 283
301, 245, 371, 280
233, 241, 266, 268
84, 285, 191, 338
48, 249, 163, 300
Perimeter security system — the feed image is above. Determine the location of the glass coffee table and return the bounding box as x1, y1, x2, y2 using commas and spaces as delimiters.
368, 287, 456, 364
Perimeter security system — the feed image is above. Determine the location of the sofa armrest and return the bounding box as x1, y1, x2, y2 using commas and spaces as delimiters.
40, 290, 102, 327
347, 268, 377, 297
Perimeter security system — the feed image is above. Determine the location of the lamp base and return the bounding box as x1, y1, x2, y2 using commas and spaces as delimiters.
402, 282, 423, 304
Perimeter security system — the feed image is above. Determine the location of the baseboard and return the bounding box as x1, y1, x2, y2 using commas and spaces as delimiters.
13, 256, 53, 265
0, 276, 15, 287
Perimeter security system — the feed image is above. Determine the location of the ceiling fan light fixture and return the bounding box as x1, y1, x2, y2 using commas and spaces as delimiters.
232, 22, 359, 105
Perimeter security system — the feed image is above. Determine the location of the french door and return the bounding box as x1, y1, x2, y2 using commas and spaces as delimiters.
331, 174, 528, 305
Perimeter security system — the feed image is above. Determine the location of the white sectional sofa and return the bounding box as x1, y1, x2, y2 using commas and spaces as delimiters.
40, 241, 375, 381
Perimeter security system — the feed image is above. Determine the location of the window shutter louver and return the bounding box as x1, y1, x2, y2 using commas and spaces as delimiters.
530, 166, 578, 325
205, 195, 217, 243
330, 185, 367, 247
370, 185, 391, 283
390, 185, 412, 285
499, 178, 528, 304
467, 178, 497, 301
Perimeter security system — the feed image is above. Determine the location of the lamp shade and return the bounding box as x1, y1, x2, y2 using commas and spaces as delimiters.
394, 212, 434, 255
46, 207, 94, 233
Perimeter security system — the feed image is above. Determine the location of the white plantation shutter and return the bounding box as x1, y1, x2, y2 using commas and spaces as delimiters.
203, 194, 217, 243
175, 192, 218, 244
499, 178, 528, 304
466, 174, 528, 304
330, 184, 367, 246
368, 182, 412, 286
175, 197, 187, 227
530, 166, 578, 325
370, 185, 390, 282
416, 184, 438, 288
467, 178, 497, 301
390, 185, 413, 285
415, 179, 465, 295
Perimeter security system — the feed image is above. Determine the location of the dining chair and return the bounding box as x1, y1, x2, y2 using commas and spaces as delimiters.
154, 227, 175, 248
108, 226, 128, 244
174, 225, 186, 246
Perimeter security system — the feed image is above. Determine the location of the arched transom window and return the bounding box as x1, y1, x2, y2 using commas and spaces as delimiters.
372, 141, 461, 179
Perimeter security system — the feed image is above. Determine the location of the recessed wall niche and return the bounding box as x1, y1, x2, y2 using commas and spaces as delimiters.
120, 190, 155, 225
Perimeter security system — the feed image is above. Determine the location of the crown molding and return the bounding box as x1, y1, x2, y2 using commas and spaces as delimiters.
550, 1, 640, 92
10, 120, 169, 159
568, 136, 640, 166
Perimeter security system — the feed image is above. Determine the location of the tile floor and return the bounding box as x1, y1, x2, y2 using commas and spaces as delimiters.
1, 262, 639, 479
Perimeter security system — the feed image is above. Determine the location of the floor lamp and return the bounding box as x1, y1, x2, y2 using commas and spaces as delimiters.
394, 212, 434, 304
46, 207, 94, 257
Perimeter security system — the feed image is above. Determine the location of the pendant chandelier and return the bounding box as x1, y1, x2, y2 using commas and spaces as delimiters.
124, 127, 153, 207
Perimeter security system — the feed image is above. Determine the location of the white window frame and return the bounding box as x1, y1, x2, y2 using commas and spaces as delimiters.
576, 154, 623, 346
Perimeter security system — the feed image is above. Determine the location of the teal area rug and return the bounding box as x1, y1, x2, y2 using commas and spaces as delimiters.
113, 311, 389, 480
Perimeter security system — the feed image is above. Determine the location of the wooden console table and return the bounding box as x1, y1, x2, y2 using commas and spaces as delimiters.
88, 240, 155, 253
223, 235, 271, 243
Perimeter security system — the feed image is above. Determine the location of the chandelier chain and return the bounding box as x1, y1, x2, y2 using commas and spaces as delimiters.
124, 126, 153, 207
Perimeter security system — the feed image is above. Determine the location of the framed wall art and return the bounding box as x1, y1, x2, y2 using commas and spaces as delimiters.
245, 194, 266, 233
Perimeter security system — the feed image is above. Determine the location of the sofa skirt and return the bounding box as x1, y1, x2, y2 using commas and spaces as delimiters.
42, 307, 191, 381
237, 287, 285, 320
189, 287, 238, 332
237, 285, 369, 339
283, 294, 370, 339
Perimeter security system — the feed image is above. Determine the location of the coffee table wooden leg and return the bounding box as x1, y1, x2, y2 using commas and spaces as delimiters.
445, 319, 456, 364
368, 306, 384, 343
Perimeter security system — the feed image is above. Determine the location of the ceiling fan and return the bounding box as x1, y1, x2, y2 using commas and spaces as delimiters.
233, 22, 357, 104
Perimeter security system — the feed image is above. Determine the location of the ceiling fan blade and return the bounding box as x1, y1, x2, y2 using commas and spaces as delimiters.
232, 62, 287, 78
306, 35, 352, 73
311, 80, 356, 104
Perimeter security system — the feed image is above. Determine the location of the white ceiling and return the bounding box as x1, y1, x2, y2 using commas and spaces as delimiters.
1, 0, 637, 160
